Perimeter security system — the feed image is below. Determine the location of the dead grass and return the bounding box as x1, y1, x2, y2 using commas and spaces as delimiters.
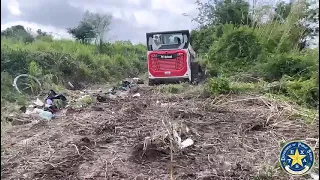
1, 84, 319, 180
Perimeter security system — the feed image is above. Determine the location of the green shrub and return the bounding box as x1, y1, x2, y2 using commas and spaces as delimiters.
190, 26, 216, 54
284, 78, 318, 108
206, 26, 262, 75
29, 61, 42, 77
256, 52, 317, 81
230, 81, 266, 94
160, 84, 186, 94
205, 77, 231, 95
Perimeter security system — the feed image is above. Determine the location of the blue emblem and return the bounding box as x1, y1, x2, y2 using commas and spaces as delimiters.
280, 141, 314, 175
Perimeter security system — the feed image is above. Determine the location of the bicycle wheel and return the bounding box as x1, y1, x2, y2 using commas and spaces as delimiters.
13, 74, 42, 96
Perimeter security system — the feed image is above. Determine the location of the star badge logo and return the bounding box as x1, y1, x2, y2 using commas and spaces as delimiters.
288, 149, 306, 167
280, 141, 315, 175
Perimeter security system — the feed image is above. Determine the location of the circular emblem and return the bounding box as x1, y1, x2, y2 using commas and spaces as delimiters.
280, 141, 315, 175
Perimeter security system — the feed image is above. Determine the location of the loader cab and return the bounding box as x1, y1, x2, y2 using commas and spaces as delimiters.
146, 30, 194, 85
146, 30, 190, 51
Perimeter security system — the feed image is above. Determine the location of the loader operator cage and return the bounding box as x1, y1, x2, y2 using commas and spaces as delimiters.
146, 30, 190, 51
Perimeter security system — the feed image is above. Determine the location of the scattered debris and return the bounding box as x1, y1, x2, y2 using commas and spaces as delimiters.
68, 82, 74, 89
25, 108, 43, 115
180, 138, 194, 149
19, 106, 27, 113
133, 77, 144, 84
94, 78, 142, 101
96, 94, 107, 102
20, 89, 67, 121
172, 125, 194, 149
311, 173, 319, 180
108, 94, 118, 99
132, 93, 140, 97
34, 98, 44, 106
38, 109, 54, 120
110, 78, 140, 94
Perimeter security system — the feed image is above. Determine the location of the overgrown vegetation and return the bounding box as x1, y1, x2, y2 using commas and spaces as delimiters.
1, 0, 319, 111
191, 0, 319, 109
1, 11, 146, 106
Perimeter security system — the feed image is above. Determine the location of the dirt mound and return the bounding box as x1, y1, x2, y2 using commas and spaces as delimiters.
1, 86, 319, 180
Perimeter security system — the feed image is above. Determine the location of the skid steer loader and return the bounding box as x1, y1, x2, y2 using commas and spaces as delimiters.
146, 30, 205, 86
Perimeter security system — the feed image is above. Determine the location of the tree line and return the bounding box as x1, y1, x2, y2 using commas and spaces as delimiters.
188, 0, 319, 108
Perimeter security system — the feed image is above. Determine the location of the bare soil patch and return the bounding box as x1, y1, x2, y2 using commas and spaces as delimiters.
1, 85, 319, 180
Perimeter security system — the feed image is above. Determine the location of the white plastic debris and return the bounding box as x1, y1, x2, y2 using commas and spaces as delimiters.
25, 108, 43, 115
132, 93, 140, 97
38, 110, 53, 120
34, 98, 44, 106
118, 91, 129, 97
81, 94, 89, 98
161, 103, 169, 107
160, 102, 177, 107
108, 94, 117, 99
311, 173, 319, 180
180, 138, 194, 149
68, 82, 74, 88
172, 130, 194, 149
185, 126, 190, 133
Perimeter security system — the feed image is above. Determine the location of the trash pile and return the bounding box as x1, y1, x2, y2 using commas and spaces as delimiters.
21, 89, 67, 121
18, 77, 144, 118
109, 78, 143, 94
96, 78, 143, 102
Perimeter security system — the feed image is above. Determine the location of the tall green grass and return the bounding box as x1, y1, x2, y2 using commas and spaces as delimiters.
1, 38, 147, 104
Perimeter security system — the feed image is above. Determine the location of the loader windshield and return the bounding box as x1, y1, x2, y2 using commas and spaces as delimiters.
146, 30, 189, 51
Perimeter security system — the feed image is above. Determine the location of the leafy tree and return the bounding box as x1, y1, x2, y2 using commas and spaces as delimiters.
67, 21, 96, 44
35, 29, 53, 41
67, 10, 113, 51
193, 0, 252, 27
83, 10, 113, 52
1, 25, 34, 43
36, 29, 49, 37
190, 25, 216, 53
277, 0, 319, 49
274, 1, 292, 22
304, 0, 319, 38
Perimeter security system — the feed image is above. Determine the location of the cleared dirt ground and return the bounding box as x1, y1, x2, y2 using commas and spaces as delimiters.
1, 85, 319, 180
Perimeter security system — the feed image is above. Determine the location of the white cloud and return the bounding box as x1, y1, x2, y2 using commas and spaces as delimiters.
7, 0, 22, 16
133, 10, 158, 27
1, 21, 72, 40
0, 0, 196, 43
127, 0, 143, 5
151, 0, 197, 16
